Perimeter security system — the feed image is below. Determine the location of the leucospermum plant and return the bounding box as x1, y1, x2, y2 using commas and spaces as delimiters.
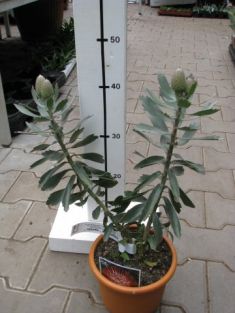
15, 70, 219, 258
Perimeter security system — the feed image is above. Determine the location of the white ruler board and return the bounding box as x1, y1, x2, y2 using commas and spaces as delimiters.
49, 0, 127, 253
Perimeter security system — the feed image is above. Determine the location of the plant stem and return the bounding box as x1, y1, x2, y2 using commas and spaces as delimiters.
143, 107, 182, 243
50, 116, 113, 221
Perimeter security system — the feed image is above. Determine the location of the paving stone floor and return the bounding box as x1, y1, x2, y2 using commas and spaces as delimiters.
0, 3, 235, 313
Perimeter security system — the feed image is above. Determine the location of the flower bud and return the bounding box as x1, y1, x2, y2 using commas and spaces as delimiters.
171, 68, 187, 94
186, 76, 197, 92
40, 79, 54, 100
35, 74, 45, 95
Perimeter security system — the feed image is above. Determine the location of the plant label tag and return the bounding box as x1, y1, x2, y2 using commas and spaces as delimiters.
99, 257, 141, 287
71, 222, 104, 236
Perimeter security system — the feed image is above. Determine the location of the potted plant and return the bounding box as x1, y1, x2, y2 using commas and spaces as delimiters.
15, 69, 219, 313
158, 6, 193, 17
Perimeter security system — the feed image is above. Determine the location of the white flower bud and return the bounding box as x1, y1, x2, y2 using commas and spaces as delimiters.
35, 74, 46, 95
171, 68, 187, 94
40, 79, 54, 99
186, 76, 197, 92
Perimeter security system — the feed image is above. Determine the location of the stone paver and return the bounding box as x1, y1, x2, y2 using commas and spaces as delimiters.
0, 200, 32, 238
28, 249, 101, 302
0, 3, 234, 313
3, 172, 50, 203
180, 169, 235, 199
0, 278, 68, 313
174, 221, 235, 271
204, 148, 235, 171
0, 148, 11, 163
201, 118, 235, 134
205, 192, 235, 229
180, 191, 205, 228
208, 263, 235, 313
10, 134, 46, 153
0, 171, 20, 200
0, 149, 48, 177
161, 307, 183, 313
163, 260, 207, 313
14, 202, 56, 241
226, 133, 235, 153
0, 238, 47, 289
66, 292, 107, 313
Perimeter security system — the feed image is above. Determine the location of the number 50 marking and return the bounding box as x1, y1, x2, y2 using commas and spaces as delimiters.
110, 36, 120, 43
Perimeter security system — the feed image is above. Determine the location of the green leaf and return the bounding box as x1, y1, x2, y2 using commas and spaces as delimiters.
31, 144, 50, 152
160, 134, 171, 148
135, 171, 161, 192
121, 252, 130, 261
168, 168, 180, 200
169, 188, 181, 213
74, 162, 93, 188
141, 96, 168, 131
42, 150, 64, 161
14, 104, 39, 118
92, 206, 101, 220
147, 213, 163, 251
121, 203, 144, 223
172, 160, 205, 174
171, 166, 184, 176
158, 74, 177, 106
141, 184, 161, 221
179, 188, 195, 208
179, 123, 200, 132
39, 163, 65, 188
178, 122, 199, 145
163, 197, 181, 238
41, 170, 69, 191
46, 189, 64, 206
192, 135, 220, 141
191, 108, 219, 116
30, 157, 47, 168
69, 190, 87, 205
80, 153, 104, 164
26, 122, 48, 135
144, 260, 158, 267
62, 175, 75, 211
178, 98, 191, 108
146, 89, 168, 109
103, 223, 113, 242
72, 134, 98, 148
95, 174, 118, 188
55, 99, 68, 112
135, 155, 165, 169
61, 105, 74, 122
134, 123, 167, 135
69, 128, 84, 144
187, 81, 197, 98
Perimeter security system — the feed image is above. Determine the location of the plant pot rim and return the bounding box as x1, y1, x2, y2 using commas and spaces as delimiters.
89, 234, 177, 294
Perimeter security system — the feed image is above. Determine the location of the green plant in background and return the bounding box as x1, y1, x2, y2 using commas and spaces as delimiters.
192, 4, 228, 18
31, 17, 75, 72
15, 69, 219, 260
228, 7, 235, 31
42, 17, 75, 71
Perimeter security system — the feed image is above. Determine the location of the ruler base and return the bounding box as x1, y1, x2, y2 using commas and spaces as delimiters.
49, 202, 139, 254
49, 203, 100, 254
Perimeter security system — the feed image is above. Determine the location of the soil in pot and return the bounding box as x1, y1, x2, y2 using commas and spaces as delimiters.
95, 238, 172, 287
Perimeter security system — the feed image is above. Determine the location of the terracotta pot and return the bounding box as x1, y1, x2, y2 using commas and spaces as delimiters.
89, 235, 177, 313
